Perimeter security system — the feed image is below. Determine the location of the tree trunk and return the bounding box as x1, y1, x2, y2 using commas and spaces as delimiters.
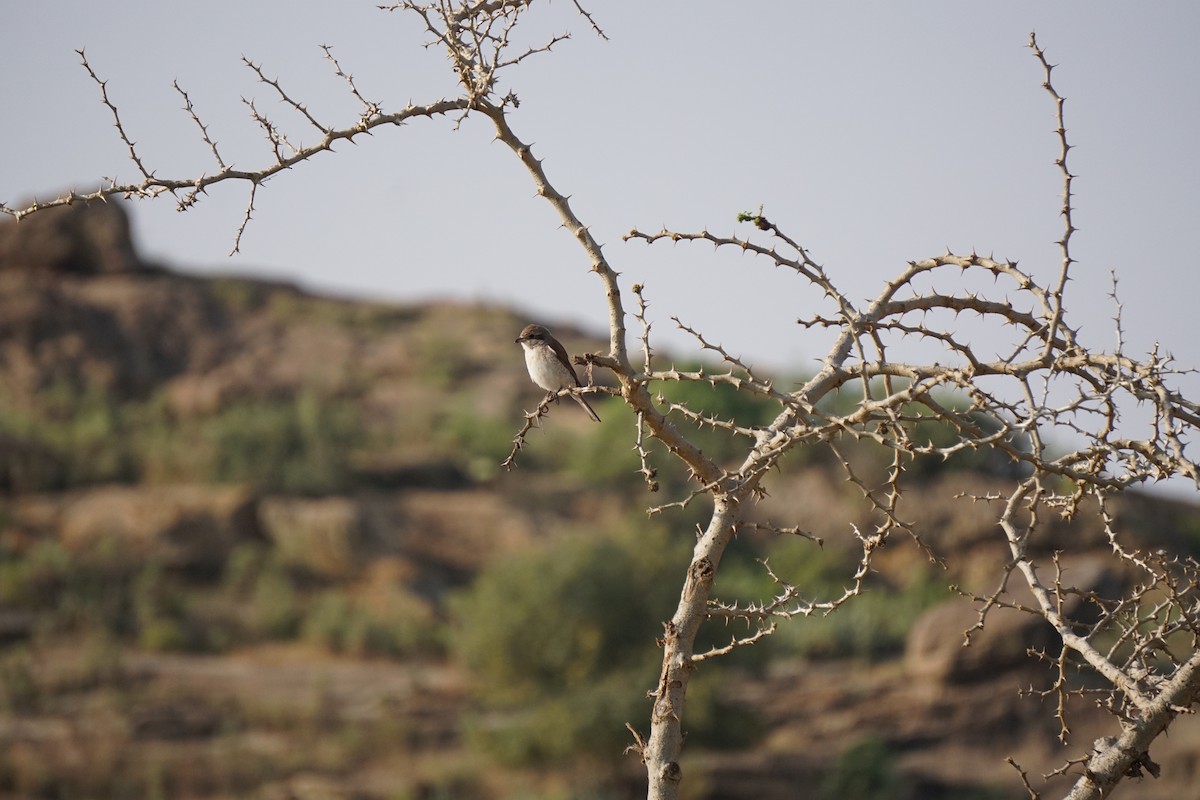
644, 493, 740, 799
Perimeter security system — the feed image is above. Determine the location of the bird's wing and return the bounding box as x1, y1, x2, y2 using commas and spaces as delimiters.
548, 336, 582, 385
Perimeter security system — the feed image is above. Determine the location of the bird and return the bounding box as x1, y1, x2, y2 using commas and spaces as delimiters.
515, 323, 601, 422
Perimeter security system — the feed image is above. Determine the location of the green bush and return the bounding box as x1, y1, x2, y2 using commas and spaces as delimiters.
415, 331, 474, 389
0, 649, 42, 714
451, 526, 678, 705
2, 537, 299, 652
1, 379, 368, 493
0, 540, 229, 652
0, 538, 73, 609
300, 588, 440, 658
820, 736, 914, 800
450, 521, 759, 766
223, 547, 302, 641
440, 399, 525, 481
132, 563, 209, 652
196, 389, 363, 493
0, 536, 145, 638
771, 574, 949, 662
812, 384, 1030, 481
712, 537, 950, 662
208, 276, 270, 313
513, 382, 785, 498
138, 617, 191, 652
560, 403, 667, 491
0, 382, 138, 488
651, 368, 779, 469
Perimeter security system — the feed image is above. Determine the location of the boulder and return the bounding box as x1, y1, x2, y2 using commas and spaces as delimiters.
905, 555, 1122, 684
905, 598, 1057, 684
257, 496, 380, 579
0, 433, 65, 492
0, 200, 139, 275
57, 485, 263, 573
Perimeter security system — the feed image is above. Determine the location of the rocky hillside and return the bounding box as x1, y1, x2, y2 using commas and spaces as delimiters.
2, 202, 1199, 800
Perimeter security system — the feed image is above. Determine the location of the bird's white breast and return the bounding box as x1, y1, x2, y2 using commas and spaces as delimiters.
523, 342, 574, 392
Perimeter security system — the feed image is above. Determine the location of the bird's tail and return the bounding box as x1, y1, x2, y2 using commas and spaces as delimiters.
573, 392, 601, 423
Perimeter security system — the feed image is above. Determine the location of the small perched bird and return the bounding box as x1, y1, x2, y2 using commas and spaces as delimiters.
515, 323, 601, 422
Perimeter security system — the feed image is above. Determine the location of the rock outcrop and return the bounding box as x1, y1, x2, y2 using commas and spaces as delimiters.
0, 200, 139, 276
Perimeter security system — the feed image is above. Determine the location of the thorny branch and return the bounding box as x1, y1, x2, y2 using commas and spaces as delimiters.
500, 384, 611, 470
619, 28, 1200, 800
3, 47, 473, 255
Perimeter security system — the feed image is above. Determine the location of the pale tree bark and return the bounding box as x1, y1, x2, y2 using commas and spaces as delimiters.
6, 5, 1200, 800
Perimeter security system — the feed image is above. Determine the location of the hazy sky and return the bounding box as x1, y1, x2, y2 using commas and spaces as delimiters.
4, 3, 1198, 390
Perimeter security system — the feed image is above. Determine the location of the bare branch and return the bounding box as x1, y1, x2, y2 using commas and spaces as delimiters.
1, 96, 471, 224
1028, 31, 1078, 353
77, 49, 155, 181
738, 521, 824, 547
1006, 757, 1041, 800
230, 181, 259, 256
501, 386, 612, 470
320, 44, 382, 120
172, 80, 227, 171
632, 283, 655, 373
692, 621, 776, 663
569, 0, 608, 40
242, 56, 330, 134
634, 412, 660, 493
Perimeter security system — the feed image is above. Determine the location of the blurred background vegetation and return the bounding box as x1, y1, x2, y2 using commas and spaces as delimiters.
3, 212, 1196, 799
0, 346, 997, 798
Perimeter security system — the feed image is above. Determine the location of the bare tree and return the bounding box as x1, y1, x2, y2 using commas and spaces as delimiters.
6, 4, 1199, 799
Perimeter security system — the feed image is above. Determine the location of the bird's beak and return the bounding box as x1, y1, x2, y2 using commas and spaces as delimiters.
514, 336, 522, 343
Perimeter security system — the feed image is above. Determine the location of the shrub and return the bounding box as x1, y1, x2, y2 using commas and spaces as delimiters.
450, 521, 758, 766
0, 382, 137, 488
440, 399, 524, 481
0, 649, 42, 714
819, 736, 914, 800
234, 549, 302, 640
712, 536, 950, 662
1, 379, 369, 493
299, 584, 441, 658
651, 367, 778, 468
199, 389, 363, 493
